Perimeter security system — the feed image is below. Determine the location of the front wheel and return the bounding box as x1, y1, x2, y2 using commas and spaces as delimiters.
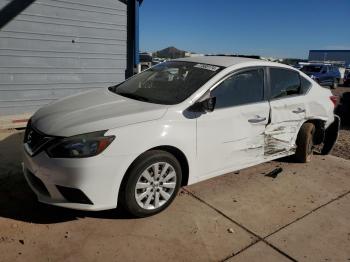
294, 123, 315, 163
120, 150, 182, 217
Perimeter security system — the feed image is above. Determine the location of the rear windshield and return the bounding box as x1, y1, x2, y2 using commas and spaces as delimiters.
301, 65, 323, 73
109, 61, 223, 105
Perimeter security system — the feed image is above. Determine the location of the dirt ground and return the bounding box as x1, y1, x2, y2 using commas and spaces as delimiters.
331, 86, 350, 160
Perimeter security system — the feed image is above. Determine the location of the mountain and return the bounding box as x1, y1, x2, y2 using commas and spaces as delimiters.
154, 46, 186, 59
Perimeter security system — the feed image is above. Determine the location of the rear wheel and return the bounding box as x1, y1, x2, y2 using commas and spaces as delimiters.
295, 123, 315, 163
120, 150, 182, 217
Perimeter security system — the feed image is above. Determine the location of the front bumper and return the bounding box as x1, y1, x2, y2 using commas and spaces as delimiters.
23, 149, 133, 211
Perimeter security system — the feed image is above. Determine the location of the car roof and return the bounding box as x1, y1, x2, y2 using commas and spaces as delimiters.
172, 56, 301, 72
174, 56, 262, 67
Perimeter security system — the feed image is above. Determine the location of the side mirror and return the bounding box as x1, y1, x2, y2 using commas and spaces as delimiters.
202, 97, 216, 112
189, 97, 216, 113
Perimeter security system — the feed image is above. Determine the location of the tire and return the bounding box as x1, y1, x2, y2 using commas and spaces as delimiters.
331, 79, 338, 89
120, 150, 182, 217
295, 123, 315, 163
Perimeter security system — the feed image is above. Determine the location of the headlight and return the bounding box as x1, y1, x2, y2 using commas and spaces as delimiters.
310, 75, 316, 79
46, 131, 115, 158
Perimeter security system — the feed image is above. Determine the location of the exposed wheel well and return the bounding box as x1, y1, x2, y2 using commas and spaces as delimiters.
149, 146, 189, 186
302, 119, 326, 145
121, 146, 190, 190
117, 146, 190, 207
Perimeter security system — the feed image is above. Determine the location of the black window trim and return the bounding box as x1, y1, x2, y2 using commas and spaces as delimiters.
205, 66, 269, 108
267, 66, 312, 101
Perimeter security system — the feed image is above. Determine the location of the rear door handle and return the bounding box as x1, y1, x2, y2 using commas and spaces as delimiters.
292, 108, 306, 114
248, 116, 267, 123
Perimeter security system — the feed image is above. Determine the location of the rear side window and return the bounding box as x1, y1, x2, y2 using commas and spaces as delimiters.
300, 75, 312, 94
212, 69, 264, 108
269, 68, 301, 99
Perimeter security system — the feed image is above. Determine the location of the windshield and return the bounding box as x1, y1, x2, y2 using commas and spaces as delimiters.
301, 65, 323, 73
109, 61, 223, 105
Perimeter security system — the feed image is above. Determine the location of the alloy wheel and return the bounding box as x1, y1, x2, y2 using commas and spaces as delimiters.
135, 162, 177, 210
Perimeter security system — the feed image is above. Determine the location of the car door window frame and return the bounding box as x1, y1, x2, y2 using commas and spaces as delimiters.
267, 66, 309, 101
300, 75, 312, 95
205, 66, 268, 109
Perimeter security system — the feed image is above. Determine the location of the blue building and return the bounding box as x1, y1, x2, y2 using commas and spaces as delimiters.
309, 50, 350, 67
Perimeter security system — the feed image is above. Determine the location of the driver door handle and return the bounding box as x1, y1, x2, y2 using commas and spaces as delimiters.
248, 116, 267, 123
292, 108, 306, 114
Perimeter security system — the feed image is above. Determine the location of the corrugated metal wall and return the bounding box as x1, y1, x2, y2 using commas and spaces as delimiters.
0, 0, 127, 116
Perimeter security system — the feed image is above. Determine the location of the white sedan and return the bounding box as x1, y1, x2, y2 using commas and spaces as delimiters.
23, 56, 339, 217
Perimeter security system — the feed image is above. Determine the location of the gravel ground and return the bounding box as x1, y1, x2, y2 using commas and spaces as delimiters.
332, 128, 350, 160
331, 86, 350, 160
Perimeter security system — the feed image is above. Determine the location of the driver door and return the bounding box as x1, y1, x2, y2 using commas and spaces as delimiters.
196, 68, 270, 179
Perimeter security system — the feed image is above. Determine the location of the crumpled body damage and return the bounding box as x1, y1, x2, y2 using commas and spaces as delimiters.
264, 122, 298, 156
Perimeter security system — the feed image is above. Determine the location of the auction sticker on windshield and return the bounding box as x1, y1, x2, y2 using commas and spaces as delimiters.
194, 64, 220, 71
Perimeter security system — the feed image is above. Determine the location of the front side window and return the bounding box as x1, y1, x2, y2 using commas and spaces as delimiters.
109, 61, 223, 105
211, 69, 264, 109
270, 68, 301, 99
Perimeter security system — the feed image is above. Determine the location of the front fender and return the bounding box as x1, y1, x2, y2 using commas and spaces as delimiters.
103, 118, 197, 177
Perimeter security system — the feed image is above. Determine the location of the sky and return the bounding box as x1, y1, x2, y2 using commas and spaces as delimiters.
139, 0, 350, 59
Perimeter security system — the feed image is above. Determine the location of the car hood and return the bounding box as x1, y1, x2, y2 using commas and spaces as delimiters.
31, 88, 168, 137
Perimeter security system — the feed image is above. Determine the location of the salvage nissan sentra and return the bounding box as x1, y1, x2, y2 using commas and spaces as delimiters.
23, 56, 339, 217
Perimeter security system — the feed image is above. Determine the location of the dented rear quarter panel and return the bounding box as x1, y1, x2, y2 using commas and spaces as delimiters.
305, 84, 335, 127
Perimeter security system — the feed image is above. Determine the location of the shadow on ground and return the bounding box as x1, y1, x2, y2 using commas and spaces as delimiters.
0, 131, 135, 224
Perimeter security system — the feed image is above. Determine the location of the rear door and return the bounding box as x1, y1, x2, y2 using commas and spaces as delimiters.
196, 67, 269, 178
265, 67, 308, 156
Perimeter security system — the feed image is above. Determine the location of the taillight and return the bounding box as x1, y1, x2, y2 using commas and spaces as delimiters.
330, 96, 337, 107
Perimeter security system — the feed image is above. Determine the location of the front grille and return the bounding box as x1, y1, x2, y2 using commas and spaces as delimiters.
24, 120, 54, 156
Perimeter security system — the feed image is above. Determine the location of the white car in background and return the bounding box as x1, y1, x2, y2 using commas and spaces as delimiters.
23, 56, 339, 217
